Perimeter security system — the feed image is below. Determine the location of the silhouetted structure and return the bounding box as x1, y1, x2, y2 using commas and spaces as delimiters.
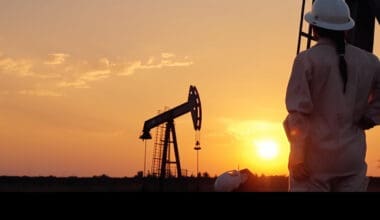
297, 0, 380, 54
139, 86, 202, 179
346, 0, 380, 52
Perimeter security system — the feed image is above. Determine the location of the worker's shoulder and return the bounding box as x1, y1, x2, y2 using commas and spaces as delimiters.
295, 47, 314, 59
299, 42, 335, 57
347, 44, 379, 62
295, 45, 326, 63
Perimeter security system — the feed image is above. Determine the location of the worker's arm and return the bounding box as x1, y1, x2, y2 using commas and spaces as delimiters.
285, 53, 313, 171
363, 56, 380, 128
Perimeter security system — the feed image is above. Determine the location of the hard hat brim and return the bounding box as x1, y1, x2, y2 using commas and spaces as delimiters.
305, 12, 355, 31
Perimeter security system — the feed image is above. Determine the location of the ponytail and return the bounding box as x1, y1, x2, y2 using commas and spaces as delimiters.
314, 27, 348, 93
335, 32, 347, 93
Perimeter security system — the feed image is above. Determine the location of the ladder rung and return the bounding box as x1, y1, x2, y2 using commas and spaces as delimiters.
300, 32, 312, 38
300, 32, 316, 41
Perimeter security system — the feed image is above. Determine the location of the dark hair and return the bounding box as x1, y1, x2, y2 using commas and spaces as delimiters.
314, 26, 348, 93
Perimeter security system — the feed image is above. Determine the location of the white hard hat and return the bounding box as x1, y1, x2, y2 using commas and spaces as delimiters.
214, 170, 246, 192
305, 0, 355, 31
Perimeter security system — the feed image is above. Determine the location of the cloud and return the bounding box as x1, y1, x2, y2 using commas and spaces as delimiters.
17, 89, 63, 97
57, 53, 192, 87
119, 54, 193, 76
0, 57, 33, 76
161, 53, 175, 59
57, 81, 89, 89
58, 69, 111, 89
0, 54, 59, 78
0, 52, 193, 92
99, 58, 111, 67
121, 61, 142, 76
147, 57, 155, 65
79, 69, 111, 81
44, 53, 70, 65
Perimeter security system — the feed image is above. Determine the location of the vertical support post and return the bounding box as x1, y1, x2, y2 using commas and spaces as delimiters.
196, 150, 199, 176
171, 121, 182, 178
346, 0, 376, 52
159, 120, 182, 179
144, 140, 147, 177
160, 121, 171, 179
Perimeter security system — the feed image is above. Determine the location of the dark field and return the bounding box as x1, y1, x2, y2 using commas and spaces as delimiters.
1, 175, 380, 192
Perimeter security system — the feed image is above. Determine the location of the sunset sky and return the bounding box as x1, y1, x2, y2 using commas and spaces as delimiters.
0, 0, 379, 178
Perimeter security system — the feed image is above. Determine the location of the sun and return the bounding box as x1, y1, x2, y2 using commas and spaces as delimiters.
254, 139, 279, 160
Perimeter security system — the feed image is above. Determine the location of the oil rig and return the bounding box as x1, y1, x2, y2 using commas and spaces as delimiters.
139, 85, 202, 178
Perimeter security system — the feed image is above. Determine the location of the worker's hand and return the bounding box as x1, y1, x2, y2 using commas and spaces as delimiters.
288, 145, 308, 181
357, 115, 376, 130
289, 162, 309, 181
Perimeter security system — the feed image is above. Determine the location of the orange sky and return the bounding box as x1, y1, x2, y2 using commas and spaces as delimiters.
0, 0, 379, 177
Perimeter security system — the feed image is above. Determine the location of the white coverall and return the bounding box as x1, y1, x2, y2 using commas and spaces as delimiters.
285, 37, 380, 192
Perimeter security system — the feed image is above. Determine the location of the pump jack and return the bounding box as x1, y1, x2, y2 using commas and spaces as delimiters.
139, 86, 202, 178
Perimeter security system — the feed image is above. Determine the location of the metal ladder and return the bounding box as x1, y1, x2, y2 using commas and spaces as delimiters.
151, 115, 166, 177
296, 0, 316, 55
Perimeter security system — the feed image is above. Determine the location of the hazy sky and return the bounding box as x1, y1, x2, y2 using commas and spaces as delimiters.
0, 0, 379, 177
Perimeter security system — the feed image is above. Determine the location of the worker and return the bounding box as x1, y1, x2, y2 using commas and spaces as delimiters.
284, 0, 380, 191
